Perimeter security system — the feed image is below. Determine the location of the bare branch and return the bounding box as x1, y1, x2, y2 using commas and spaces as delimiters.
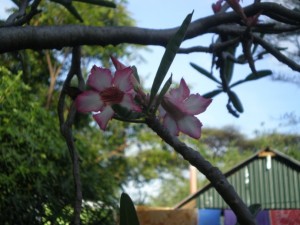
178, 36, 240, 54
146, 116, 255, 225
57, 46, 84, 225
1, 2, 300, 53
178, 46, 210, 54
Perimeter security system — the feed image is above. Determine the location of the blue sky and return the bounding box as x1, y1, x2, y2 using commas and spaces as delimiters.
1, 0, 300, 138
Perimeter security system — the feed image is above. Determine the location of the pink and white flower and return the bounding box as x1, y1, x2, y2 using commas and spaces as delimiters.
75, 58, 141, 130
159, 78, 212, 139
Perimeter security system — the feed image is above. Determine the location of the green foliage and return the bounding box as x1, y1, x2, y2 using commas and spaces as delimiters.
0, 68, 73, 224
127, 124, 188, 183
148, 177, 190, 207
0, 68, 126, 224
253, 132, 300, 161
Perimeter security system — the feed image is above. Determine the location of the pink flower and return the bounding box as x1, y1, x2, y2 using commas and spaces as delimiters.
159, 78, 212, 139
75, 58, 141, 130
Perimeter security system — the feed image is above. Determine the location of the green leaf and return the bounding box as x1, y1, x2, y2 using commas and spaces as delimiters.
223, 46, 236, 84
120, 193, 140, 225
149, 12, 193, 107
228, 90, 243, 113
51, 0, 84, 22
112, 104, 142, 120
131, 66, 140, 84
230, 70, 272, 88
153, 74, 172, 113
244, 70, 272, 81
190, 62, 221, 84
73, 0, 116, 8
203, 89, 222, 98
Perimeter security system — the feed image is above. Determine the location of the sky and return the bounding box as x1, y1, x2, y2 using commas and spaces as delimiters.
1, 0, 300, 139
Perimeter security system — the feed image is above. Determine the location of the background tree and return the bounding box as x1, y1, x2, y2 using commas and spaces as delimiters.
0, 1, 143, 223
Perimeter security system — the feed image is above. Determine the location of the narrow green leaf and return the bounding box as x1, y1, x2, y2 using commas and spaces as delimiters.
73, 0, 116, 8
152, 74, 172, 113
149, 12, 193, 106
51, 0, 84, 22
190, 62, 221, 84
112, 104, 141, 120
244, 70, 272, 81
228, 90, 243, 113
131, 66, 140, 84
230, 70, 272, 88
120, 193, 140, 225
223, 46, 236, 84
65, 4, 83, 22
202, 89, 222, 98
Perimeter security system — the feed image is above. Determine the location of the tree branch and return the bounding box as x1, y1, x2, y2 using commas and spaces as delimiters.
178, 36, 241, 54
253, 34, 300, 72
4, 0, 42, 27
57, 46, 84, 225
1, 2, 300, 53
146, 116, 255, 225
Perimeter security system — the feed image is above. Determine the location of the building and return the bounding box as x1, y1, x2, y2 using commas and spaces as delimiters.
173, 148, 300, 225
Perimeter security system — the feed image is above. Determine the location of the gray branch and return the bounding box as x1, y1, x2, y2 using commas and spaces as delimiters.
146, 116, 256, 225
1, 2, 300, 54
58, 46, 84, 225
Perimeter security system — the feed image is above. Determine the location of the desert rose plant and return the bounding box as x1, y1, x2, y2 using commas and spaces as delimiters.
73, 12, 256, 225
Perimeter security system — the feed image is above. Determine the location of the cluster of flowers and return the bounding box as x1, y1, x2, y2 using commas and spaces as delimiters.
75, 57, 212, 139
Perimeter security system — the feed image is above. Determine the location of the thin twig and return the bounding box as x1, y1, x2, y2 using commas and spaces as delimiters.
178, 37, 240, 54
4, 0, 42, 27
57, 46, 84, 225
146, 116, 255, 225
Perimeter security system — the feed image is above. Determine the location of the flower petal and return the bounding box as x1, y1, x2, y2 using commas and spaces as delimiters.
93, 106, 115, 130
120, 94, 142, 112
113, 67, 134, 92
111, 56, 127, 70
183, 94, 212, 115
75, 90, 103, 113
169, 78, 190, 101
177, 115, 202, 139
163, 115, 179, 136
87, 66, 112, 92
